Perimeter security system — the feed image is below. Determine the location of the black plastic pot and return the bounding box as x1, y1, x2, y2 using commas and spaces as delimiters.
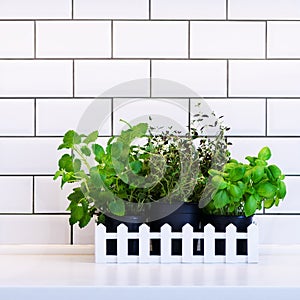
149, 203, 201, 255
105, 214, 144, 256
199, 214, 253, 255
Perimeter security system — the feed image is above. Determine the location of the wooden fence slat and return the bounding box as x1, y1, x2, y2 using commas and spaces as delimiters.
139, 224, 150, 263
204, 224, 215, 263
182, 224, 193, 263
247, 223, 259, 263
161, 224, 172, 263
226, 224, 237, 263
117, 224, 128, 263
95, 223, 106, 263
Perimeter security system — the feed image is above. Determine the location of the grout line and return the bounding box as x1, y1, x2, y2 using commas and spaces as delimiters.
111, 98, 114, 136
111, 21, 113, 58
70, 225, 74, 245
71, 0, 74, 19
149, 0, 151, 20
226, 0, 229, 20
188, 98, 191, 131
265, 98, 268, 136
32, 176, 35, 214
33, 21, 36, 59
34, 98, 37, 136
265, 21, 268, 59
150, 59, 152, 98
188, 21, 190, 59
226, 60, 229, 98
72, 60, 75, 97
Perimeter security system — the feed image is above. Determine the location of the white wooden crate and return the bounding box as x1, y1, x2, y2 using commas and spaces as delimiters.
95, 223, 258, 264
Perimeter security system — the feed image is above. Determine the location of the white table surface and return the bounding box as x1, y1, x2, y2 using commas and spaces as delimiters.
0, 246, 300, 300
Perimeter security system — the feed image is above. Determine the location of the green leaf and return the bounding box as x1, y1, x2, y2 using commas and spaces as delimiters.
108, 199, 125, 216
229, 165, 246, 181
73, 158, 81, 172
229, 184, 243, 199
268, 165, 282, 180
211, 175, 227, 189
245, 156, 256, 166
130, 160, 142, 174
244, 195, 257, 217
213, 190, 230, 209
69, 205, 84, 225
264, 198, 275, 209
83, 130, 98, 144
92, 144, 105, 163
90, 167, 103, 187
255, 159, 267, 166
257, 182, 277, 198
67, 188, 84, 202
53, 170, 63, 180
277, 181, 287, 199
63, 130, 81, 148
111, 142, 123, 159
258, 146, 271, 161
58, 154, 74, 172
251, 166, 265, 183
79, 213, 91, 228
81, 145, 91, 156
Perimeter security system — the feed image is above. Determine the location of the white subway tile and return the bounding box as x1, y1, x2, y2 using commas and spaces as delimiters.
0, 0, 71, 19
74, 0, 149, 19
0, 99, 34, 136
0, 60, 73, 97
113, 98, 189, 135
228, 0, 300, 20
0, 215, 70, 244
152, 60, 227, 97
75, 60, 150, 97
73, 221, 95, 244
254, 215, 300, 244
151, 0, 226, 20
268, 22, 300, 58
229, 60, 300, 97
0, 177, 32, 213
36, 21, 111, 58
228, 138, 300, 175
191, 21, 265, 58
36, 99, 111, 136
34, 176, 75, 213
0, 138, 61, 175
114, 21, 188, 58
0, 21, 34, 58
266, 177, 300, 214
191, 98, 266, 136
268, 99, 300, 135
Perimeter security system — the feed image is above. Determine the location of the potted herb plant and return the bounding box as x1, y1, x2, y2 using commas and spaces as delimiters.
201, 146, 287, 255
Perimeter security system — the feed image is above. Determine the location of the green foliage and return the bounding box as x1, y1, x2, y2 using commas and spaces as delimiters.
204, 147, 286, 217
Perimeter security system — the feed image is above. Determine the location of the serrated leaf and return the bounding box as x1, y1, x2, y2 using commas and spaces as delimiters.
63, 130, 81, 148
90, 167, 102, 187
58, 154, 74, 172
79, 212, 91, 228
111, 142, 123, 159
81, 145, 91, 156
244, 195, 257, 217
69, 205, 84, 225
67, 188, 84, 202
108, 199, 125, 216
258, 146, 271, 161
73, 158, 81, 172
92, 144, 105, 163
83, 130, 98, 144
130, 160, 142, 174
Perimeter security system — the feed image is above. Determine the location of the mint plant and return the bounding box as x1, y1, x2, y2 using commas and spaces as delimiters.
204, 147, 287, 216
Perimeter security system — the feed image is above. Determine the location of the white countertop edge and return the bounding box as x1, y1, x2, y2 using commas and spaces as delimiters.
0, 244, 299, 255
0, 286, 300, 300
